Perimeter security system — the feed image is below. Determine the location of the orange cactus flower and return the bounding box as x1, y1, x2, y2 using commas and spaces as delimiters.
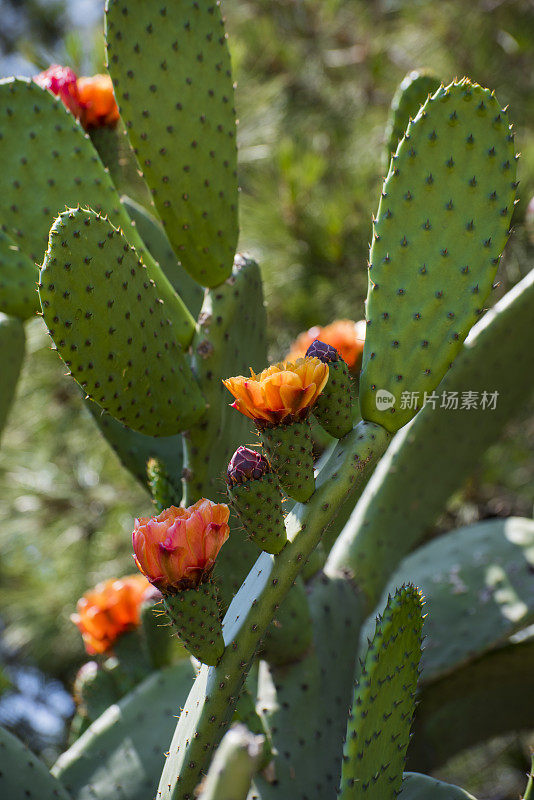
286, 319, 366, 372
71, 574, 151, 655
132, 500, 230, 593
223, 357, 329, 425
77, 74, 120, 129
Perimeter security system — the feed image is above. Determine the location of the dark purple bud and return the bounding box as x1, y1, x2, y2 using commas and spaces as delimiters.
227, 446, 269, 485
305, 339, 340, 363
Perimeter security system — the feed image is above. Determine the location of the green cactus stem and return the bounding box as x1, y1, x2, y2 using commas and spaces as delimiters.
259, 418, 315, 503
399, 773, 476, 800
164, 581, 224, 666
53, 661, 196, 800
0, 725, 72, 800
327, 267, 534, 607
226, 447, 287, 555
306, 340, 353, 438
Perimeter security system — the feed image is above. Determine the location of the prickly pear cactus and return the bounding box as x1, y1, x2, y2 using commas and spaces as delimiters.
0, 5, 531, 800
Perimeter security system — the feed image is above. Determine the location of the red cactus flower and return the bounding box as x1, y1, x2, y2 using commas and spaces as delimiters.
132, 500, 230, 593
34, 64, 82, 117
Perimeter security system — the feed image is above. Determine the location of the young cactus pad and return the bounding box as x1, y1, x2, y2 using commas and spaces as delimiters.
106, 0, 238, 287
39, 208, 205, 435
360, 79, 517, 432
339, 584, 424, 800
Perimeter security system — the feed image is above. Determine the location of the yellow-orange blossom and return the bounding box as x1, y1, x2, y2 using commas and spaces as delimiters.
223, 357, 329, 425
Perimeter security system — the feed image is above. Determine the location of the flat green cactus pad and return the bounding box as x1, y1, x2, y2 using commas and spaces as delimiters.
410, 636, 534, 772
384, 71, 441, 164
106, 0, 238, 287
121, 196, 204, 318
0, 78, 145, 264
340, 584, 424, 800
360, 79, 517, 432
0, 228, 39, 319
53, 661, 195, 800
0, 312, 25, 443
39, 208, 206, 435
363, 517, 534, 683
399, 773, 476, 799
0, 724, 71, 800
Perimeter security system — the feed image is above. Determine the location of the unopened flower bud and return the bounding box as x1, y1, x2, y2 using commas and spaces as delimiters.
227, 447, 269, 485
305, 339, 340, 363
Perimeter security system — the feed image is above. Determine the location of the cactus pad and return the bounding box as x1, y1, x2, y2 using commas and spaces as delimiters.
39, 208, 205, 435
385, 71, 441, 163
122, 196, 204, 318
0, 78, 145, 263
0, 725, 71, 800
364, 517, 534, 683
53, 662, 195, 800
227, 448, 287, 554
106, 0, 238, 287
339, 584, 424, 800
0, 228, 39, 319
164, 582, 224, 666
399, 772, 476, 799
360, 79, 517, 432
0, 313, 25, 443
259, 419, 315, 502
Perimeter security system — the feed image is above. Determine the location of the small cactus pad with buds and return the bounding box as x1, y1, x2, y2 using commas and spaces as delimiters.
306, 340, 353, 438
226, 446, 286, 554
224, 357, 328, 501
39, 208, 204, 435
339, 584, 424, 800
106, 0, 238, 287
360, 79, 518, 432
164, 583, 224, 666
